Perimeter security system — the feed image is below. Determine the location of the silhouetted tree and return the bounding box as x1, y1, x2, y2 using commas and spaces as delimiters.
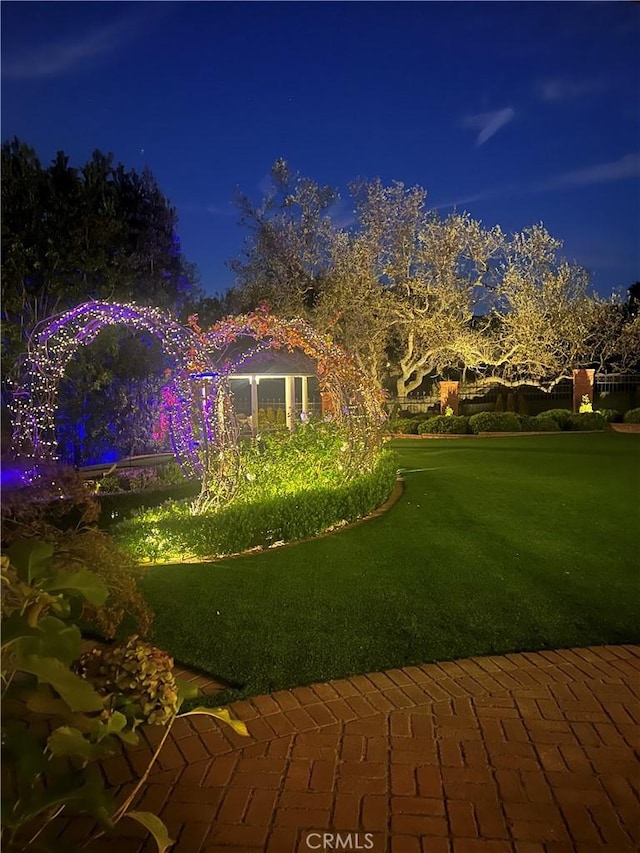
1, 138, 202, 463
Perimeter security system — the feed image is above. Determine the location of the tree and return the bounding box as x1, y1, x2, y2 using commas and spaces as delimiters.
229, 161, 626, 398
349, 179, 504, 395
486, 225, 602, 389
2, 139, 201, 463
228, 158, 338, 318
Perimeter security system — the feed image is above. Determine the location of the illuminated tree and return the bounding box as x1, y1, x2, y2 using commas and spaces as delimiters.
349, 180, 504, 395
483, 225, 602, 389
231, 163, 625, 395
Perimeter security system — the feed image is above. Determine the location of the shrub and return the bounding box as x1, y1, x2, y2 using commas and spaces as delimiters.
96, 481, 201, 525
566, 412, 607, 431
388, 418, 419, 434
623, 407, 640, 424
596, 409, 621, 423
516, 414, 560, 432
468, 412, 522, 433
417, 415, 470, 435
114, 450, 398, 562
516, 414, 536, 431
537, 408, 573, 430
532, 415, 559, 432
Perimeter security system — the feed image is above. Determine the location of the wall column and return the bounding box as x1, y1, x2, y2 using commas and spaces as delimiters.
440, 381, 460, 415
285, 375, 295, 430
573, 369, 595, 412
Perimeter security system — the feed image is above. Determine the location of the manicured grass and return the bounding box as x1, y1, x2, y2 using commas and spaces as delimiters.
137, 433, 640, 701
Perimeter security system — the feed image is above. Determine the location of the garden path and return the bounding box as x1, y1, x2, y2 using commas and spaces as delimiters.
57, 645, 640, 853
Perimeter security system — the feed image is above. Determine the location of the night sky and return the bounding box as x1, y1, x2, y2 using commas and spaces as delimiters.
2, 1, 639, 298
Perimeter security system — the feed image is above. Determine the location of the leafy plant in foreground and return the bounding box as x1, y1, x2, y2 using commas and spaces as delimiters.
1, 463, 154, 638
1, 539, 248, 852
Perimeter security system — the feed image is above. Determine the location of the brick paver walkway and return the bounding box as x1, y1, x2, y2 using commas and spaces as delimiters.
56, 645, 639, 853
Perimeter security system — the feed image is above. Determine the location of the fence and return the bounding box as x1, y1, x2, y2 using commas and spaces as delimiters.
396, 374, 640, 416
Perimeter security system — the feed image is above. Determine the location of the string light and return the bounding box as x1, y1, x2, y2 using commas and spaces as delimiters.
9, 301, 387, 492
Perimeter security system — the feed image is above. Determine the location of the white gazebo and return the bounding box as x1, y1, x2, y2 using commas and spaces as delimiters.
193, 346, 320, 434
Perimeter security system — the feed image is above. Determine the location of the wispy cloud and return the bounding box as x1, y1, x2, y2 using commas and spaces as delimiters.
429, 189, 508, 211
431, 152, 640, 212
1, 6, 172, 80
2, 19, 132, 79
536, 77, 606, 102
462, 107, 515, 146
536, 152, 640, 191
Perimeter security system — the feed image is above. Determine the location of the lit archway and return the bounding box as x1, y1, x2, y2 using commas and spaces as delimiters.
185, 307, 387, 506
7, 301, 210, 473
9, 302, 387, 493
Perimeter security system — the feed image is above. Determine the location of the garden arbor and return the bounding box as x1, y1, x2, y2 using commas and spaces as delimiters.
9, 302, 386, 491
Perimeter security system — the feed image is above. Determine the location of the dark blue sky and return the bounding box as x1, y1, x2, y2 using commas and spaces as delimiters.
2, 1, 639, 298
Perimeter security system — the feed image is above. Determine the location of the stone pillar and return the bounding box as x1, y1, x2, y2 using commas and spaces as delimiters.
301, 375, 309, 416
440, 381, 460, 415
572, 369, 595, 412
250, 376, 259, 433
285, 375, 296, 430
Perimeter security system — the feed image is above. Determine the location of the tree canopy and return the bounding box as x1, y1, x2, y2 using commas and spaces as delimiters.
230, 160, 640, 393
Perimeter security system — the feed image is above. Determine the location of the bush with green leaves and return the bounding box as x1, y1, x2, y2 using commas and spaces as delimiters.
96, 481, 201, 527
566, 412, 607, 431
417, 415, 470, 435
388, 418, 420, 434
468, 412, 522, 433
531, 415, 559, 431
514, 414, 556, 432
596, 409, 621, 423
1, 463, 154, 638
623, 407, 640, 424
114, 449, 398, 562
536, 408, 573, 430
0, 539, 248, 853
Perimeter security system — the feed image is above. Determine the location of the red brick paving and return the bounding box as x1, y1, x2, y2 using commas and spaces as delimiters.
53, 645, 640, 852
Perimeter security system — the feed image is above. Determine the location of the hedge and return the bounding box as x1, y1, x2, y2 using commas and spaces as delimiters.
114, 450, 398, 562
468, 411, 522, 433
417, 415, 470, 435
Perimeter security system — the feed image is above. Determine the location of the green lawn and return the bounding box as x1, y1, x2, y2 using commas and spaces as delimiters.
138, 432, 640, 701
